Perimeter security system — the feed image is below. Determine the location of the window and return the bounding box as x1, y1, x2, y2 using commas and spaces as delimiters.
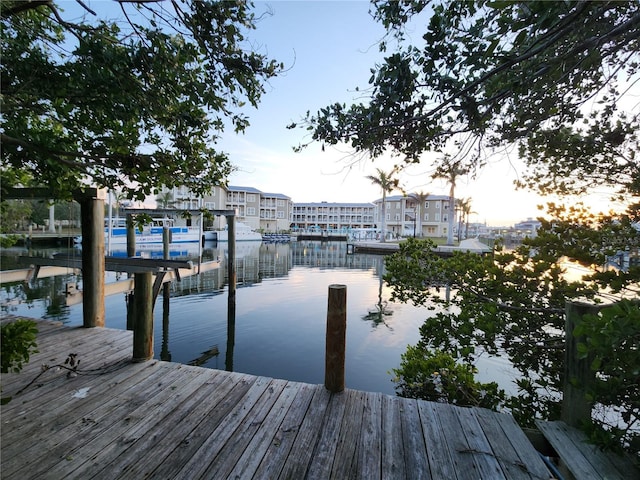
277, 211, 284, 219
396, 203, 400, 209
277, 199, 284, 206
435, 213, 441, 221
443, 214, 448, 222
423, 213, 429, 221
395, 214, 400, 221
386, 213, 390, 221
435, 202, 440, 209
247, 194, 256, 202
247, 207, 256, 216
444, 203, 449, 210
424, 201, 429, 209
205, 202, 215, 209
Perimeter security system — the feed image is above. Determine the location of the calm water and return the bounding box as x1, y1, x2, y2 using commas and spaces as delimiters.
0, 241, 517, 395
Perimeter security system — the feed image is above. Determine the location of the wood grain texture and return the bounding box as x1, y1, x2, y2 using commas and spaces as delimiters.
0, 319, 553, 479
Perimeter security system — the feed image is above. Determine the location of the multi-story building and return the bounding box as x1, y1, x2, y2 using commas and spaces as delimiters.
374, 194, 455, 238
258, 191, 291, 233
291, 202, 376, 232
513, 218, 542, 238
158, 185, 292, 233
159, 185, 454, 238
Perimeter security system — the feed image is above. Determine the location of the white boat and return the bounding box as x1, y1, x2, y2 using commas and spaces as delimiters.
204, 222, 262, 242
106, 217, 203, 244
74, 217, 204, 245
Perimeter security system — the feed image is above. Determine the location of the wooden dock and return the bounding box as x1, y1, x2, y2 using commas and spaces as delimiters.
348, 238, 493, 256
0, 318, 552, 479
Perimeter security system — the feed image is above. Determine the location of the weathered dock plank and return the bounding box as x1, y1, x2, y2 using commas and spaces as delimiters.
431, 401, 482, 479
0, 318, 552, 480
454, 404, 506, 479
472, 407, 539, 480
358, 391, 383, 480
251, 382, 317, 480
145, 373, 256, 480
109, 371, 239, 479
537, 420, 639, 480
302, 386, 349, 479
418, 400, 458, 479
331, 389, 366, 479
381, 394, 407, 479
276, 384, 332, 479
226, 381, 303, 479
401, 398, 431, 478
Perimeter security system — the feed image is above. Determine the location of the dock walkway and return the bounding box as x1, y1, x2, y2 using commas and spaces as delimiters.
349, 238, 492, 256
0, 318, 551, 479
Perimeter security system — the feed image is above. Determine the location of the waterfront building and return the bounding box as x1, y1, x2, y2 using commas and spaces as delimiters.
160, 185, 455, 238
460, 222, 490, 238
514, 217, 542, 238
158, 185, 292, 233
291, 202, 376, 232
374, 194, 456, 238
258, 190, 292, 233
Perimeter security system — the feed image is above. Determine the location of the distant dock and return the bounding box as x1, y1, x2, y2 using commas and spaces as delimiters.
348, 238, 493, 256
293, 232, 348, 241
2, 231, 79, 247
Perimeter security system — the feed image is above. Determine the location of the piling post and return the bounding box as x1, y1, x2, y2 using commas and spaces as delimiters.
562, 301, 599, 427
225, 214, 237, 372
126, 214, 136, 258
125, 214, 137, 331
79, 193, 105, 327
226, 214, 236, 303
325, 284, 347, 393
161, 226, 171, 360
162, 226, 171, 299
132, 271, 154, 362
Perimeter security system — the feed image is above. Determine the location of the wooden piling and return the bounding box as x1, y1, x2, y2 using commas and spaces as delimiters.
126, 214, 136, 258
226, 214, 236, 301
125, 214, 137, 331
162, 226, 171, 299
79, 194, 105, 327
562, 301, 600, 427
325, 284, 347, 393
132, 271, 154, 362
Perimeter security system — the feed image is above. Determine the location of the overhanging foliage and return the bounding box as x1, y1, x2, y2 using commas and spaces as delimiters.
298, 0, 639, 199
1, 0, 282, 200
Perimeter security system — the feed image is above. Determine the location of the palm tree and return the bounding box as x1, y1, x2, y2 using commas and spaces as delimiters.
457, 197, 476, 240
434, 160, 466, 245
112, 190, 128, 218
366, 168, 400, 243
409, 191, 429, 238
156, 191, 175, 209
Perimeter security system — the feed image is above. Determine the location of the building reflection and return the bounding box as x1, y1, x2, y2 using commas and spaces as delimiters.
169, 241, 385, 296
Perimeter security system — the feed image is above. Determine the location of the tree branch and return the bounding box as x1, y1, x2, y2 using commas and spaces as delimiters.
1, 0, 51, 18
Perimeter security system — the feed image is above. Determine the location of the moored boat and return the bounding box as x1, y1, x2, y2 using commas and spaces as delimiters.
76, 217, 204, 245
204, 222, 262, 242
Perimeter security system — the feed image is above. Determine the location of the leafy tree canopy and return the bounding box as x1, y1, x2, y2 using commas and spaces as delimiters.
386, 204, 640, 453
298, 0, 639, 201
1, 0, 282, 201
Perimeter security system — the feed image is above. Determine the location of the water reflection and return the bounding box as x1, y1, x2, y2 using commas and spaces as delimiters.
1, 262, 75, 322
1, 241, 433, 394
362, 257, 394, 329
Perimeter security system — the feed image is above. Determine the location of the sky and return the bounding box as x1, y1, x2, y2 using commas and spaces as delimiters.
68, 0, 621, 226
214, 1, 619, 226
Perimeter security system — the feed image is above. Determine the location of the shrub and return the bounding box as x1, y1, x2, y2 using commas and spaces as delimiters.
392, 344, 505, 410
1, 318, 38, 373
